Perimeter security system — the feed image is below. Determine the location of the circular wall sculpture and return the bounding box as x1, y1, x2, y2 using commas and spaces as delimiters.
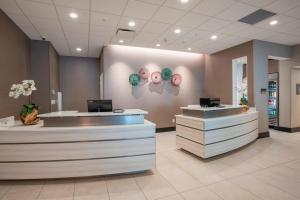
161, 68, 172, 80
171, 74, 182, 86
139, 68, 149, 80
129, 73, 141, 86
151, 72, 162, 84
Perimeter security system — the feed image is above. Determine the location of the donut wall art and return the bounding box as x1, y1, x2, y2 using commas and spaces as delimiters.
129, 67, 182, 88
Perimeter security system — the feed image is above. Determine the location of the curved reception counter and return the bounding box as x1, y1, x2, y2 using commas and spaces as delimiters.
0, 109, 156, 180
176, 105, 258, 159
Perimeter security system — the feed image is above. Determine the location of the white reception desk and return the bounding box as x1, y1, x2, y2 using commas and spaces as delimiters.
176, 105, 258, 158
0, 109, 156, 180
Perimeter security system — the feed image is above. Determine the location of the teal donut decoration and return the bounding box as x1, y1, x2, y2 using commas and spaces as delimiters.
161, 68, 172, 80
129, 73, 140, 86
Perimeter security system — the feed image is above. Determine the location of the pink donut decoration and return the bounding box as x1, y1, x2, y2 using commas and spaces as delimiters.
151, 72, 162, 84
139, 68, 149, 80
171, 74, 182, 86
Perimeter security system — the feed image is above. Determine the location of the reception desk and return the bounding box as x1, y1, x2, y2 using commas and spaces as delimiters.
0, 109, 156, 180
176, 105, 258, 158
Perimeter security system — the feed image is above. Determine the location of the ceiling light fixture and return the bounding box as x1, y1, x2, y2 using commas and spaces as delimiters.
181, 0, 189, 3
270, 20, 278, 26
156, 43, 161, 47
187, 47, 192, 51
128, 21, 136, 27
211, 35, 217, 40
174, 29, 181, 34
76, 47, 82, 52
69, 12, 78, 19
119, 40, 124, 43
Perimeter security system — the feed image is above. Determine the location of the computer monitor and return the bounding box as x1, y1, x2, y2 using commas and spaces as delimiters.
87, 100, 113, 112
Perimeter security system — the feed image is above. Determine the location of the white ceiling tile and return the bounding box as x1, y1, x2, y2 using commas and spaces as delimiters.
239, 0, 276, 7
264, 32, 300, 45
218, 22, 251, 35
88, 45, 102, 58
185, 29, 211, 40
134, 31, 159, 41
131, 39, 152, 47
284, 6, 300, 19
142, 21, 171, 34
24, 0, 52, 4
137, 0, 165, 5
123, 0, 159, 20
90, 24, 115, 36
53, 0, 90, 10
217, 2, 258, 21
264, 0, 300, 14
164, 0, 203, 11
50, 38, 70, 56
62, 21, 89, 34
6, 13, 33, 28
18, 25, 41, 39
254, 14, 295, 30
30, 17, 61, 32
90, 33, 111, 45
193, 0, 235, 16
118, 17, 146, 31
91, 0, 127, 15
0, 0, 23, 15
56, 6, 89, 24
152, 6, 185, 24
91, 12, 119, 27
16, 0, 57, 19
198, 18, 231, 31
176, 12, 210, 28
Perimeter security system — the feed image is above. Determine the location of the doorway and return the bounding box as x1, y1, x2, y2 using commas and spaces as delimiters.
232, 56, 248, 106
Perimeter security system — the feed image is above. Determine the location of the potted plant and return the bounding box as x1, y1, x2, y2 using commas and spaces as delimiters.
9, 80, 39, 125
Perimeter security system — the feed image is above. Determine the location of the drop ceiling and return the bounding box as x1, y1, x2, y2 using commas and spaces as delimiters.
1, 0, 300, 58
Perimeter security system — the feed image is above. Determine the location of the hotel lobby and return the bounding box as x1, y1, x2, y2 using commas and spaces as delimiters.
1, 0, 300, 199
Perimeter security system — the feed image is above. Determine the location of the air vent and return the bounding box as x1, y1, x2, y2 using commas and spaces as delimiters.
238, 9, 276, 25
116, 28, 136, 40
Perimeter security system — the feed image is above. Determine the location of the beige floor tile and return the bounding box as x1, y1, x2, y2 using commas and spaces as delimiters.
74, 178, 108, 199
254, 165, 300, 198
181, 187, 222, 200
109, 190, 147, 200
157, 194, 184, 200
74, 195, 109, 200
0, 185, 11, 198
158, 166, 203, 192
207, 180, 261, 200
230, 174, 298, 200
177, 159, 224, 185
2, 189, 41, 200
135, 170, 177, 200
285, 159, 300, 171
38, 179, 75, 200
106, 177, 140, 195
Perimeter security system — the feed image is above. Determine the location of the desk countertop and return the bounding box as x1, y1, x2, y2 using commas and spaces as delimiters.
38, 109, 148, 118
180, 104, 243, 112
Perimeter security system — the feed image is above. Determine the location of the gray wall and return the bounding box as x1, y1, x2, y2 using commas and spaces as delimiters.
253, 40, 292, 134
30, 40, 59, 114
59, 56, 100, 112
0, 9, 30, 118
102, 45, 205, 128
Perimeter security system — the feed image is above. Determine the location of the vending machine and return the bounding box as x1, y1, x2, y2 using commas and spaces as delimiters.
268, 73, 279, 127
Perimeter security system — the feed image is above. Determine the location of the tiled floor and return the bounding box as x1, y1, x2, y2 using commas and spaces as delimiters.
1, 129, 300, 200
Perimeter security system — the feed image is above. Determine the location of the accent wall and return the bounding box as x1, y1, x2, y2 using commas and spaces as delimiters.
102, 45, 205, 128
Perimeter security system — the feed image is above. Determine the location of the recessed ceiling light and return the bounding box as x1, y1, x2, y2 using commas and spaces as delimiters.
119, 40, 124, 43
128, 21, 136, 27
69, 12, 78, 19
156, 43, 161, 47
181, 0, 189, 3
76, 47, 82, 52
187, 47, 192, 51
174, 29, 181, 34
211, 35, 217, 40
270, 20, 278, 26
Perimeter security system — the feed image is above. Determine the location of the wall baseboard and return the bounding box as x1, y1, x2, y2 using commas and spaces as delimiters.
273, 126, 300, 133
258, 131, 270, 138
156, 127, 176, 133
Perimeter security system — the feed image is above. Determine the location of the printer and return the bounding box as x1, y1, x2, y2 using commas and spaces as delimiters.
200, 97, 220, 107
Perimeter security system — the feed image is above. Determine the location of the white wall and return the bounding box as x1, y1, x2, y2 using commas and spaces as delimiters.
102, 45, 205, 128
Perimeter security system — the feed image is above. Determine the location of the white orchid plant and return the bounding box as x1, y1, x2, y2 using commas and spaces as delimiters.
9, 80, 37, 101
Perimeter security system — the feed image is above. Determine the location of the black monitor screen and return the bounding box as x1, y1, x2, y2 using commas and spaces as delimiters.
87, 100, 112, 112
